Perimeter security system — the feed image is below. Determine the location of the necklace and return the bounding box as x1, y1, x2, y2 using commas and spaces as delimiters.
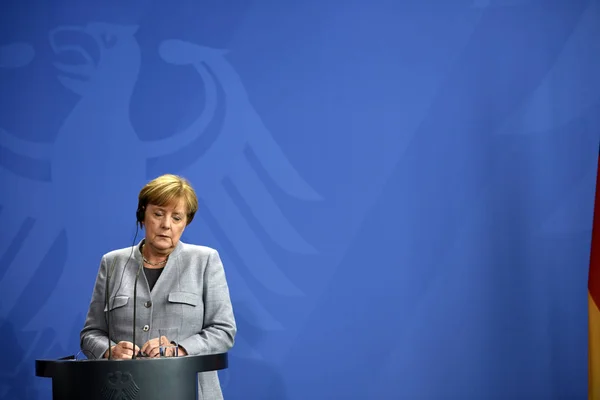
141, 244, 168, 266
143, 257, 167, 266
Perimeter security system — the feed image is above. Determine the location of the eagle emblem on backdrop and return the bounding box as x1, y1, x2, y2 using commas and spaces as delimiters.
0, 21, 320, 398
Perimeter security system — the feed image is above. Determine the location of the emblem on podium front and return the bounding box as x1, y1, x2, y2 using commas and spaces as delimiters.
100, 371, 140, 400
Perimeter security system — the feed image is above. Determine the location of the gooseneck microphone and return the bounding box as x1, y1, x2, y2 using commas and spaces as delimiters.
131, 258, 144, 359
102, 219, 140, 359
104, 257, 118, 359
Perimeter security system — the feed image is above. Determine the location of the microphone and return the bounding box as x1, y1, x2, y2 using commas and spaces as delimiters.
104, 257, 118, 359
131, 258, 144, 359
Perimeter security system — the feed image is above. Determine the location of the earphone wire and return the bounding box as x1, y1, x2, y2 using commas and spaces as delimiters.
108, 223, 140, 325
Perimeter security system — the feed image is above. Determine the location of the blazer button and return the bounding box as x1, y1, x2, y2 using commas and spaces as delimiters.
142, 325, 149, 332
144, 301, 152, 308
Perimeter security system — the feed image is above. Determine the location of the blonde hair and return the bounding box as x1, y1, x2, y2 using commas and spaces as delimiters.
137, 174, 198, 226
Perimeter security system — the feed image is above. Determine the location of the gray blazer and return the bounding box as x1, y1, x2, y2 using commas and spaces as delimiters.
80, 240, 236, 399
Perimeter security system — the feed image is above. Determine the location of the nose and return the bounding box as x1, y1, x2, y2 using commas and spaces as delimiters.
160, 216, 172, 229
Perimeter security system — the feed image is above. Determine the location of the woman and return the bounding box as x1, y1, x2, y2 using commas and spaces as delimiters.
80, 174, 236, 399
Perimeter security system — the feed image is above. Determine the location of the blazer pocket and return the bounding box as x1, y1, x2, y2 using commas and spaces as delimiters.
104, 295, 129, 312
168, 291, 199, 307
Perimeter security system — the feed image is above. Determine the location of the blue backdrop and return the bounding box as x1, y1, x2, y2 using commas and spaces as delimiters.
1, 0, 598, 399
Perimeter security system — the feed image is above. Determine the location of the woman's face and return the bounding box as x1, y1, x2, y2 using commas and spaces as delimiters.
143, 197, 188, 255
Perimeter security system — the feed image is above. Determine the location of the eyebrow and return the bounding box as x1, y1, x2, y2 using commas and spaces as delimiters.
153, 207, 184, 215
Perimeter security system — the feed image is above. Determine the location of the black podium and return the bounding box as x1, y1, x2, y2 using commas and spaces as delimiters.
35, 353, 228, 400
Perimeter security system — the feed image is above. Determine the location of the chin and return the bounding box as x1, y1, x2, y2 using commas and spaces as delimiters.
157, 240, 176, 248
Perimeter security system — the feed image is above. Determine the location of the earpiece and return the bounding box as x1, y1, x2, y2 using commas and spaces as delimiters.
136, 203, 145, 228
